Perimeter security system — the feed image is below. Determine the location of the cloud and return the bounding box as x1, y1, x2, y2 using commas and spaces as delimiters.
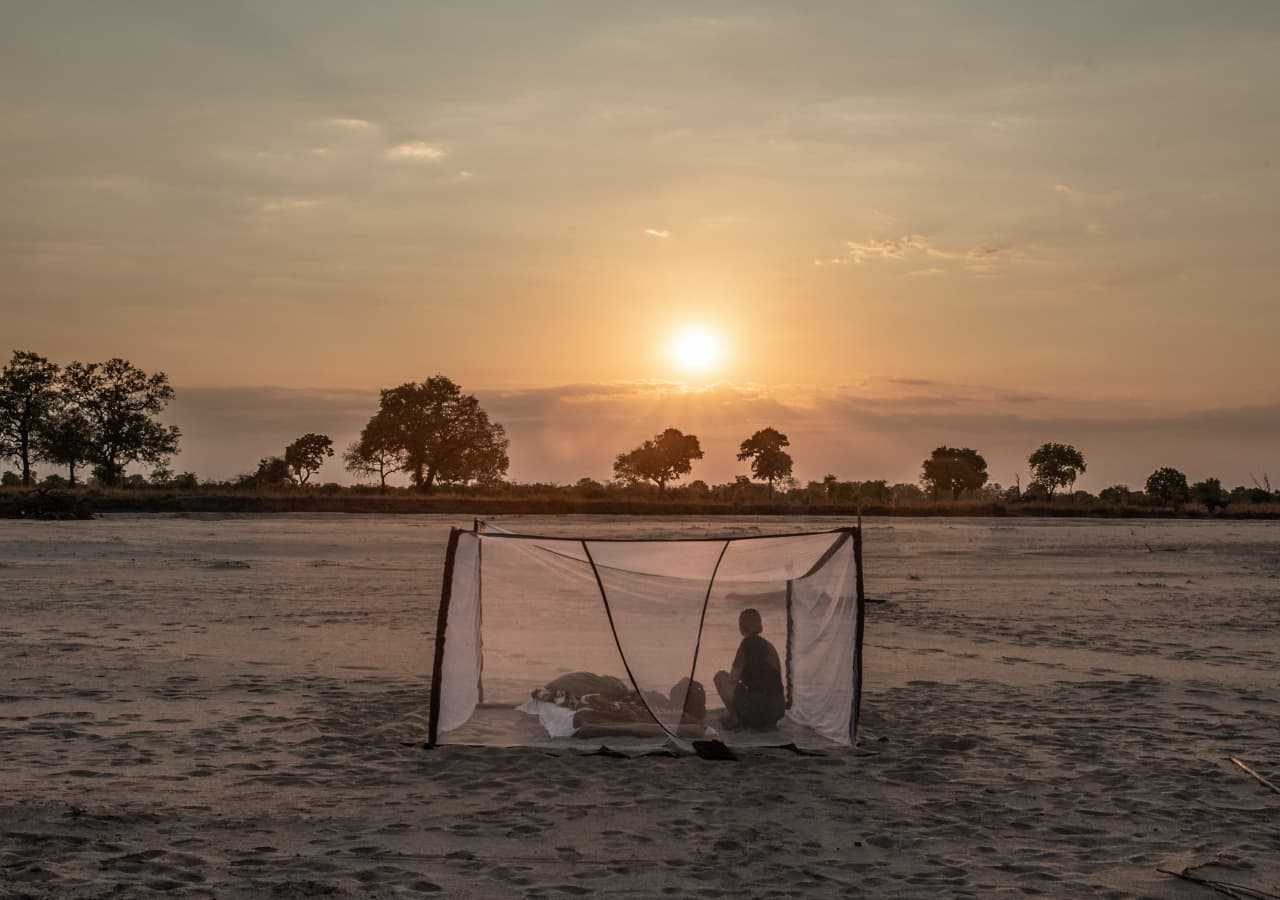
1052, 183, 1074, 195
644, 228, 671, 239
257, 198, 324, 214
385, 141, 446, 161
844, 235, 929, 262
840, 234, 1010, 273
326, 117, 375, 130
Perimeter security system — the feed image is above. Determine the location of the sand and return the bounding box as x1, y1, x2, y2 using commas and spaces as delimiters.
1, 513, 1278, 898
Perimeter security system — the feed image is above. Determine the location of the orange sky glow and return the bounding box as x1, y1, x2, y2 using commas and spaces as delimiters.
4, 4, 1279, 486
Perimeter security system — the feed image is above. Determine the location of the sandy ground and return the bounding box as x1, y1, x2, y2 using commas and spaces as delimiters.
1, 513, 1278, 898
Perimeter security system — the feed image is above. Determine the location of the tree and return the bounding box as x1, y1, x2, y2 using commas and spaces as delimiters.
252, 456, 292, 488
613, 427, 703, 492
920, 446, 989, 500
35, 408, 94, 486
342, 419, 404, 492
1146, 467, 1190, 508
1099, 484, 1132, 505
284, 433, 334, 485
0, 351, 62, 486
1190, 477, 1228, 514
890, 482, 925, 505
822, 474, 839, 502
60, 358, 180, 486
736, 427, 793, 495
1027, 442, 1087, 499
370, 375, 509, 492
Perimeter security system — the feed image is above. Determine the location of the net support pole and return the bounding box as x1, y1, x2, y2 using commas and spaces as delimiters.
426, 527, 462, 748
851, 525, 866, 744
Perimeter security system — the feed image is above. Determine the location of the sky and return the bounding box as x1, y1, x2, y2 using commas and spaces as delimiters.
4, 2, 1279, 488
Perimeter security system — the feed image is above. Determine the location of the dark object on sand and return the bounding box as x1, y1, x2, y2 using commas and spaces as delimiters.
0, 488, 94, 520
1156, 860, 1280, 899
692, 739, 737, 761
1230, 756, 1280, 796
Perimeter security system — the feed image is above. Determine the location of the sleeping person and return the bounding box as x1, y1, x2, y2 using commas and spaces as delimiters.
713, 608, 786, 731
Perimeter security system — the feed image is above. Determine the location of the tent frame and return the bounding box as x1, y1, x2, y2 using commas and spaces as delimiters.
427, 524, 865, 748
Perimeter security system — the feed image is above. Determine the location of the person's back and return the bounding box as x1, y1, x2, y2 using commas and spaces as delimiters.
732, 632, 785, 729
713, 608, 786, 731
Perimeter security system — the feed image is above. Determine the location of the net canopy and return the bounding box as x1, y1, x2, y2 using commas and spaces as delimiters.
429, 522, 865, 751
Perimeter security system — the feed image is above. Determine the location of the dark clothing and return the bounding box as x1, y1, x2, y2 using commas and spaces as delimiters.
730, 635, 785, 729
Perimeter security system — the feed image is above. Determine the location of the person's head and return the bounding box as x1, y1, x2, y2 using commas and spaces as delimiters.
739, 608, 763, 637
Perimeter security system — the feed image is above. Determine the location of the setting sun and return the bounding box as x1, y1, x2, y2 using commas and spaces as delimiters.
670, 326, 725, 375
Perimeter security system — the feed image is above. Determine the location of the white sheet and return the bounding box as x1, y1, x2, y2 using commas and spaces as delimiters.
516, 699, 578, 739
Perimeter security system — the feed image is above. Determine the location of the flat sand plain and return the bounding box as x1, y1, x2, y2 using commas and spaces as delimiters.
1, 514, 1278, 898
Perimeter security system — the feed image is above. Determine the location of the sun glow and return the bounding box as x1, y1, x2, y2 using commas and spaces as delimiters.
670, 325, 725, 375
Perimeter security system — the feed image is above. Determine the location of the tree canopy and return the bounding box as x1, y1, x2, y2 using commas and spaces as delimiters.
59, 358, 180, 486
368, 375, 509, 491
1190, 477, 1227, 513
613, 427, 703, 492
342, 417, 405, 491
251, 456, 292, 488
1145, 467, 1190, 508
920, 446, 989, 500
284, 433, 334, 485
737, 427, 793, 493
35, 408, 94, 486
1028, 442, 1087, 498
0, 351, 62, 486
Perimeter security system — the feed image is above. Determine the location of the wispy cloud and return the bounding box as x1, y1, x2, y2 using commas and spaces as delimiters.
644, 228, 671, 239
836, 234, 1010, 274
326, 117, 375, 130
385, 141, 446, 161
257, 198, 324, 214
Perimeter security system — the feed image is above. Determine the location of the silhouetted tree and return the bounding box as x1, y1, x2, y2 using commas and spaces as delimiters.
284, 433, 333, 485
890, 482, 926, 505
1099, 484, 1132, 505
736, 427, 793, 496
35, 408, 93, 486
1145, 467, 1190, 508
920, 446, 989, 500
613, 427, 703, 492
1027, 442, 1087, 499
859, 480, 891, 504
253, 456, 292, 488
370, 376, 509, 492
60, 358, 180, 486
822, 473, 839, 502
342, 418, 404, 492
0, 351, 62, 486
1190, 477, 1228, 513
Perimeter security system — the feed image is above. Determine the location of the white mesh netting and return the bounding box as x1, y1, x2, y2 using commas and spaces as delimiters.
430, 523, 863, 750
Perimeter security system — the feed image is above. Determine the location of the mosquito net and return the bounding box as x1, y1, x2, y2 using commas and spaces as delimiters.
428, 523, 864, 750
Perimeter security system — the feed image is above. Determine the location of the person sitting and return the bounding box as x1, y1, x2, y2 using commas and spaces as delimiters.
714, 608, 785, 731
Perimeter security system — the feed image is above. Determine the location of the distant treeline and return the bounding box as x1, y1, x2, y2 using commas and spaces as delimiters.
3, 350, 1277, 517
